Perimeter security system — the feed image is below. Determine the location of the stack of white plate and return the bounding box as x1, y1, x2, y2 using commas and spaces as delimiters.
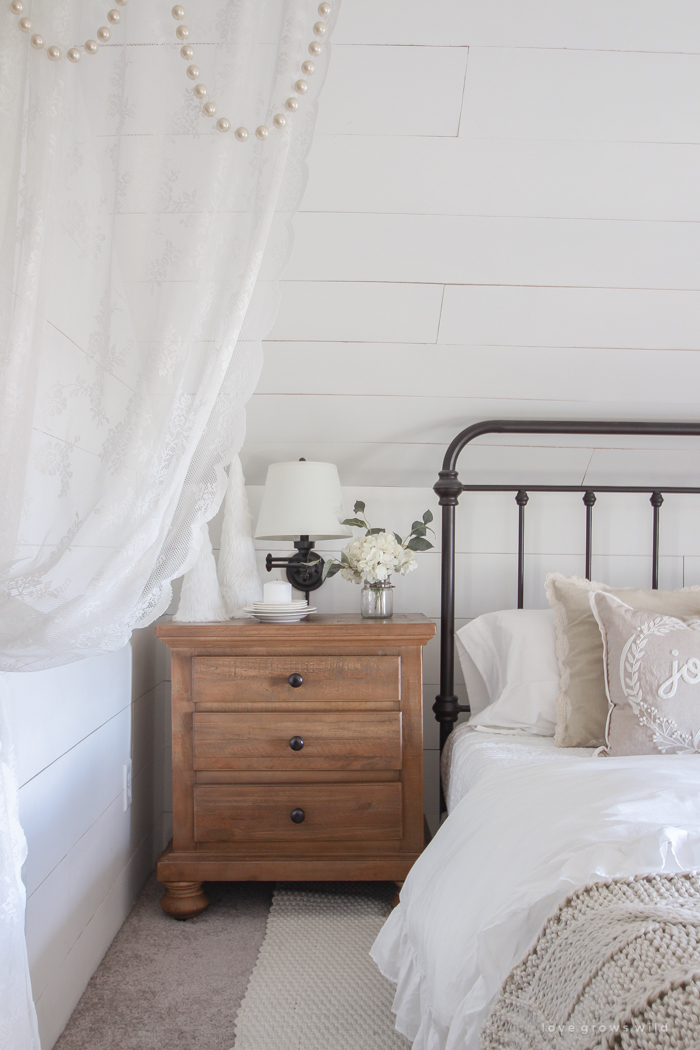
244, 600, 316, 623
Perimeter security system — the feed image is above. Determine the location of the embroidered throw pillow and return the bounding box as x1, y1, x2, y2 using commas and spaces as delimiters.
591, 590, 700, 756
545, 574, 700, 749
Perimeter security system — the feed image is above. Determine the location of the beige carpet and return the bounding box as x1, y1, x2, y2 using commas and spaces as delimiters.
55, 876, 272, 1050
233, 882, 410, 1050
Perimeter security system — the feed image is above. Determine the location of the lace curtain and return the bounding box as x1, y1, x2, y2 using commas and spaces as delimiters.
0, 1, 337, 1042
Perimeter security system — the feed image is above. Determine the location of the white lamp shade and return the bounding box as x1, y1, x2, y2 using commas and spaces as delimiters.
254, 461, 352, 541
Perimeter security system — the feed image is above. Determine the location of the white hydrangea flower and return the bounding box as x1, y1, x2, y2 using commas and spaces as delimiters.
396, 545, 417, 575
338, 531, 412, 584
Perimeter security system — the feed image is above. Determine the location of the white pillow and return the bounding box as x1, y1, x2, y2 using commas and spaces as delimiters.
455, 609, 560, 735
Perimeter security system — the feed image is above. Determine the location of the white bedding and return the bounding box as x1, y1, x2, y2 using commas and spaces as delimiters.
442, 724, 594, 812
372, 749, 700, 1050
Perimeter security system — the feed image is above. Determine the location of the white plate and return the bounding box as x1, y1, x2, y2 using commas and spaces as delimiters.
244, 606, 317, 623
251, 602, 309, 611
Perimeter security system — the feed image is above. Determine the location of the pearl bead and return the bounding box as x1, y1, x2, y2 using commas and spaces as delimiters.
294, 79, 308, 94
84, 39, 98, 53
47, 45, 61, 60
186, 64, 199, 79
284, 96, 299, 112
175, 24, 189, 40
115, 0, 128, 5
313, 21, 327, 36
107, 9, 120, 24
10, 0, 23, 14
216, 117, 230, 133
171, 4, 185, 19
234, 126, 248, 141
272, 113, 287, 129
203, 101, 216, 116
308, 41, 322, 56
318, 1, 331, 14
255, 125, 269, 140
180, 44, 194, 59
97, 26, 111, 41
193, 82, 207, 99
301, 60, 315, 76
67, 47, 81, 62
18, 16, 31, 32
30, 34, 44, 49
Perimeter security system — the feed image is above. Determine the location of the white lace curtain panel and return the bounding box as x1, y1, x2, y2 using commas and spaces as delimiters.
0, 1, 337, 1044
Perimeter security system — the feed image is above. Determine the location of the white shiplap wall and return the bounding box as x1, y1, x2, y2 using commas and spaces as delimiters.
5, 627, 170, 1049
237, 1, 700, 831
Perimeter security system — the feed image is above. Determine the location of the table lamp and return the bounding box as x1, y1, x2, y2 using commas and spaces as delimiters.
254, 460, 352, 597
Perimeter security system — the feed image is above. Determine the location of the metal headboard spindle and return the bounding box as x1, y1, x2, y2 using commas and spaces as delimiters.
432, 420, 700, 767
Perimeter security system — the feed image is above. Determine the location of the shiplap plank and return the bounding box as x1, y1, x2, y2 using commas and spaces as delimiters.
660, 497, 700, 558
303, 137, 700, 222
584, 448, 700, 488
285, 213, 700, 287
247, 393, 665, 447
587, 555, 684, 591
334, 0, 700, 53
267, 280, 443, 342
683, 558, 700, 585
20, 709, 131, 897
8, 647, 131, 787
439, 286, 700, 349
260, 343, 700, 403
246, 394, 700, 452
461, 47, 700, 143
316, 45, 468, 137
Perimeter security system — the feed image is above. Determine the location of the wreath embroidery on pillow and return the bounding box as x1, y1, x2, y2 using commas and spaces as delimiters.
620, 616, 700, 754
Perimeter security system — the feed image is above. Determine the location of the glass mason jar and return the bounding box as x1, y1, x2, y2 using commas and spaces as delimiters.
361, 578, 394, 619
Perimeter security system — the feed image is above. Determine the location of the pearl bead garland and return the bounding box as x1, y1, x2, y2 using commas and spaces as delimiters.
170, 0, 333, 138
9, 0, 127, 61
11, 0, 334, 141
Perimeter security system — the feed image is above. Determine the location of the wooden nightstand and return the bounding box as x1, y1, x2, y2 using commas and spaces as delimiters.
155, 613, 435, 918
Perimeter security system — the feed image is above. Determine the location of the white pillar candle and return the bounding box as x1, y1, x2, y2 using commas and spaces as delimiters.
263, 580, 293, 604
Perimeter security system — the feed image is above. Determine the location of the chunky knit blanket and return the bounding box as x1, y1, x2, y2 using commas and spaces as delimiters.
481, 872, 700, 1050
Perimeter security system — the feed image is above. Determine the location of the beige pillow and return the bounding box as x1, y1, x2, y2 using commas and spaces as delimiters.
591, 590, 700, 756
545, 574, 700, 748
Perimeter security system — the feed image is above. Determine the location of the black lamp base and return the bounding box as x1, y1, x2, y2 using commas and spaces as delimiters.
265, 536, 325, 597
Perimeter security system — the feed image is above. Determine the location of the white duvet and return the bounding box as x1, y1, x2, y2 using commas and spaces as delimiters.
371, 753, 700, 1050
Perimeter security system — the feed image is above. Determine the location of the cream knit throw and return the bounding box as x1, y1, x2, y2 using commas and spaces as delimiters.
482, 872, 700, 1050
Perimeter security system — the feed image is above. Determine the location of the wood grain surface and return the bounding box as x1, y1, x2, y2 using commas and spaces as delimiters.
193, 782, 403, 842
192, 654, 400, 703
193, 710, 402, 771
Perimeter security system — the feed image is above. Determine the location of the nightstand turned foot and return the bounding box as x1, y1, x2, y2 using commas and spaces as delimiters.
392, 881, 404, 908
160, 880, 209, 920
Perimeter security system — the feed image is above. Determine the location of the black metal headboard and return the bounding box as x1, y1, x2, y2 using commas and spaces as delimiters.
432, 419, 700, 755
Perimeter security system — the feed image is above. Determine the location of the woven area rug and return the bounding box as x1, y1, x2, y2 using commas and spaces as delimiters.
232, 882, 410, 1050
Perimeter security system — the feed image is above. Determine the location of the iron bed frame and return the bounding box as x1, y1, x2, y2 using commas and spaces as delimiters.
432, 420, 700, 762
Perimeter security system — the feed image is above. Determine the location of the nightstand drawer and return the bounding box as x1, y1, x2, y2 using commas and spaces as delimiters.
193, 782, 403, 842
193, 711, 402, 771
192, 655, 400, 704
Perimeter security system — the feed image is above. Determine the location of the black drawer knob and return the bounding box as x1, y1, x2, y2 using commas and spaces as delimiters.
291, 808, 305, 824
289, 736, 304, 751
288, 673, 303, 688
